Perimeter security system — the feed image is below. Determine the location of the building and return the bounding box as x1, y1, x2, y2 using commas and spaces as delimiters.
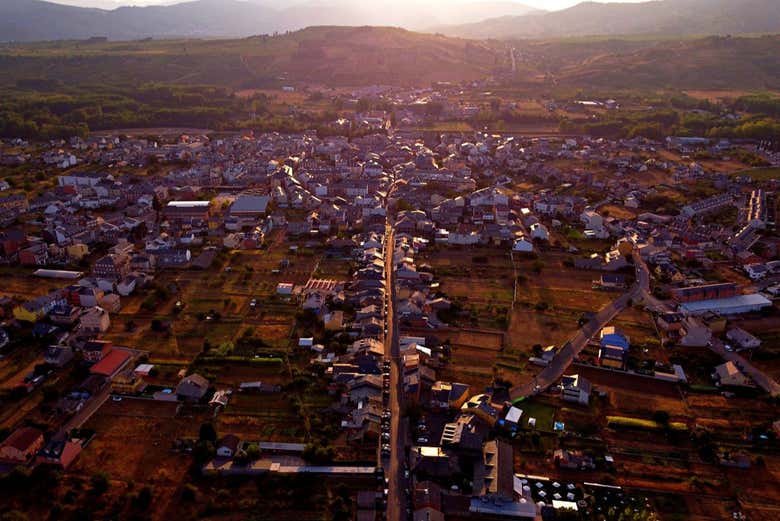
93, 253, 130, 281
164, 201, 210, 223
430, 381, 470, 409
229, 195, 270, 218
0, 427, 45, 464
554, 448, 595, 470
726, 327, 761, 351
216, 435, 240, 458
90, 349, 131, 378
561, 374, 591, 405
680, 293, 772, 316
0, 193, 29, 212
474, 439, 514, 500
671, 283, 738, 303
80, 307, 111, 334
714, 361, 754, 388
599, 326, 629, 368
176, 373, 210, 401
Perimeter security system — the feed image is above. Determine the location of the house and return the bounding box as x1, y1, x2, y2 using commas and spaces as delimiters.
440, 413, 484, 451
93, 253, 130, 281
726, 327, 761, 351
216, 435, 241, 458
80, 307, 111, 334
176, 373, 210, 401
13, 293, 66, 322
529, 222, 549, 241
561, 374, 591, 405
413, 481, 445, 521
512, 236, 534, 253
82, 339, 112, 362
90, 349, 131, 378
554, 448, 595, 470
36, 440, 82, 469
0, 427, 45, 464
714, 361, 754, 388
45, 345, 74, 367
599, 327, 629, 368
598, 273, 626, 289
430, 381, 470, 410
323, 310, 344, 331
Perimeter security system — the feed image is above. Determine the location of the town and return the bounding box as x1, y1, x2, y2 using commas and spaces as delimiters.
1, 83, 780, 521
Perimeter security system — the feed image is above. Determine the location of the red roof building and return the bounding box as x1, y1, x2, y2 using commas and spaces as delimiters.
90, 349, 131, 378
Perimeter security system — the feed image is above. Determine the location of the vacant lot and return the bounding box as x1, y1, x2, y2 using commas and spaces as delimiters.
75, 399, 196, 484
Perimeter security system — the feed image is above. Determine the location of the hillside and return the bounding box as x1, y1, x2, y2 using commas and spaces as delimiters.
0, 26, 507, 87
511, 35, 780, 91
439, 0, 780, 39
0, 0, 539, 42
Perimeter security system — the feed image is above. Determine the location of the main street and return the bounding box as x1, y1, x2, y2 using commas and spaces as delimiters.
384, 224, 408, 521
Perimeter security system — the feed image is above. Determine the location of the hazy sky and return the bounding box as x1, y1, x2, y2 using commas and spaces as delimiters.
51, 0, 651, 11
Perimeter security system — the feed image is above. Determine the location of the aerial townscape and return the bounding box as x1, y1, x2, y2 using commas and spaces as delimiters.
1, 1, 780, 521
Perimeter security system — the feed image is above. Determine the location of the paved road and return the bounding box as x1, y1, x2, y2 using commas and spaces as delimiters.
384, 226, 408, 521
633, 252, 780, 397
509, 285, 637, 400
509, 250, 652, 401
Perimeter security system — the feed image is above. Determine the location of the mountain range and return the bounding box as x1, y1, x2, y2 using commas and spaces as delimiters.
437, 0, 780, 39
2, 0, 780, 43
0, 0, 539, 42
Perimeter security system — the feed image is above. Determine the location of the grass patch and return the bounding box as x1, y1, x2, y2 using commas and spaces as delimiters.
607, 415, 688, 432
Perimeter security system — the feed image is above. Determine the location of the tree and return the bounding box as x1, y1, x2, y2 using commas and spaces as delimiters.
90, 472, 109, 496
652, 410, 670, 424
198, 422, 217, 443
181, 484, 197, 502
134, 486, 153, 511
245, 444, 261, 461
0, 511, 29, 521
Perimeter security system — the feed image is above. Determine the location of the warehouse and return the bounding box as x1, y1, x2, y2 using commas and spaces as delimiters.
680, 293, 772, 316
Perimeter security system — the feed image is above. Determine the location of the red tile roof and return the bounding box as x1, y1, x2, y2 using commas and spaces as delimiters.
90, 349, 131, 377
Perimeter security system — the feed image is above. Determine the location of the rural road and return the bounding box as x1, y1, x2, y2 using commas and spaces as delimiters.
509, 250, 647, 401
633, 252, 780, 397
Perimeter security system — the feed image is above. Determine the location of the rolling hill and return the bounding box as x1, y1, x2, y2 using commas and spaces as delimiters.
0, 26, 508, 87
438, 0, 780, 39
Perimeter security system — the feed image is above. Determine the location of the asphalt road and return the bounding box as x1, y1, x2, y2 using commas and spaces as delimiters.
633, 252, 780, 397
384, 226, 408, 521
508, 249, 661, 401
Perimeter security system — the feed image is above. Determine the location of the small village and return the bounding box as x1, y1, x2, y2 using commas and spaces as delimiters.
1, 92, 780, 521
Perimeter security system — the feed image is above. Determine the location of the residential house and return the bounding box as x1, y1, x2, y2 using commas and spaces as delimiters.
0, 427, 45, 465
714, 361, 754, 388
80, 307, 111, 334
176, 373, 210, 401
726, 327, 761, 351
216, 435, 241, 458
561, 374, 591, 405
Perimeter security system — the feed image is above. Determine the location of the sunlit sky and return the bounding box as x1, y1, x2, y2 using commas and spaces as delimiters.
52, 0, 651, 11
